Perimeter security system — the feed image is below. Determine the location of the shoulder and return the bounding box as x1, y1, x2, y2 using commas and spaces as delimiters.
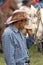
2, 26, 12, 37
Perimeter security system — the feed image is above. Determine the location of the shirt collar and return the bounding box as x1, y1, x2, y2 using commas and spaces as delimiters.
9, 25, 19, 33
9, 25, 25, 40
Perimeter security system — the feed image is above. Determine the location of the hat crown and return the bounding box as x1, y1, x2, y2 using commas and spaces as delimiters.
12, 10, 27, 21
5, 9, 27, 25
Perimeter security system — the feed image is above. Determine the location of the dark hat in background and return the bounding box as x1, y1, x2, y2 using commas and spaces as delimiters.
22, 0, 31, 5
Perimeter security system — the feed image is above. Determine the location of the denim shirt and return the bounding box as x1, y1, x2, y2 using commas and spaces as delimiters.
2, 25, 34, 65
26, 34, 34, 49
34, 2, 43, 8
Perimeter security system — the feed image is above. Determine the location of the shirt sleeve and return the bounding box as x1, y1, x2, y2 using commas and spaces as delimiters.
2, 34, 16, 65
26, 35, 35, 49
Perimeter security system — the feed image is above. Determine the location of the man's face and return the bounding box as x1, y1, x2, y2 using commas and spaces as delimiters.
19, 19, 28, 30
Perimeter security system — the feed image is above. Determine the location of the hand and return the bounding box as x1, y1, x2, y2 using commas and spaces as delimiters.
27, 29, 33, 36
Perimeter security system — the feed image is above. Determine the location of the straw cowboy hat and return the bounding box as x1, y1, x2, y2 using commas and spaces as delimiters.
5, 9, 28, 25
24, 24, 37, 29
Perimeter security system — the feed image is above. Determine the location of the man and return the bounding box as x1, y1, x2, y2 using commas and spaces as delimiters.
2, 9, 34, 65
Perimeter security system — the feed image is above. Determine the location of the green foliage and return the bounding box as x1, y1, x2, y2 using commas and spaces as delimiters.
29, 45, 43, 65
0, 45, 43, 65
0, 53, 5, 65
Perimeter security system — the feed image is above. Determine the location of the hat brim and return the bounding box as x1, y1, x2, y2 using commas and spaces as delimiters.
24, 25, 32, 29
5, 15, 29, 25
5, 17, 28, 25
24, 24, 37, 29
5, 21, 14, 25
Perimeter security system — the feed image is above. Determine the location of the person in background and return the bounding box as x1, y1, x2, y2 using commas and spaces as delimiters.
20, 0, 36, 34
34, 0, 43, 8
20, 0, 36, 10
24, 24, 35, 49
34, 0, 43, 52
22, 0, 32, 7
2, 9, 34, 65
35, 0, 39, 3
